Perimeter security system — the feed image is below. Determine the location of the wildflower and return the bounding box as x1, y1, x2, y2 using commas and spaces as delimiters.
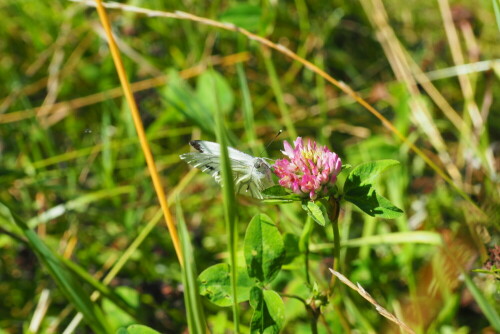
273, 137, 342, 200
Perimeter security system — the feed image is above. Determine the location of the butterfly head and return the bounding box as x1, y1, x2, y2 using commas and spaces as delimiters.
253, 158, 272, 173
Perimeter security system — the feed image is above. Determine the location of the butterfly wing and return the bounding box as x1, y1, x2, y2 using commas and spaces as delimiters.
179, 141, 274, 199
233, 158, 274, 199
188, 140, 255, 163
180, 152, 223, 183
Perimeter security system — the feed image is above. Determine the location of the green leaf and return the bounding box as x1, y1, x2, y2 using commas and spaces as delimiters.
219, 4, 262, 32
244, 214, 285, 284
103, 287, 138, 331
346, 191, 403, 219
301, 200, 329, 226
262, 185, 290, 197
262, 185, 302, 202
343, 160, 404, 219
163, 69, 215, 136
344, 160, 400, 193
261, 188, 301, 203
249, 287, 285, 334
283, 233, 300, 264
196, 69, 234, 115
198, 263, 254, 307
118, 324, 162, 334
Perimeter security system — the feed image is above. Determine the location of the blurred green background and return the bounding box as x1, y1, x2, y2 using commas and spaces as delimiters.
0, 0, 499, 333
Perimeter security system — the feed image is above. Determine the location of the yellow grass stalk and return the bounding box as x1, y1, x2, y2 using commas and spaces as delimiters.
93, 0, 183, 263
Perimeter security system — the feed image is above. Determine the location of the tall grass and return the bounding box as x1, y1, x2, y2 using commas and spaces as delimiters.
0, 0, 498, 333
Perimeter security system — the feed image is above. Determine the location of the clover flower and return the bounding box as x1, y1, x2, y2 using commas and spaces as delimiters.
273, 137, 342, 200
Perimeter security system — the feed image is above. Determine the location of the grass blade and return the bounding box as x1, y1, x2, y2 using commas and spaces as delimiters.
0, 202, 111, 334
260, 47, 297, 139
493, 0, 500, 32
212, 66, 240, 332
59, 256, 138, 319
463, 272, 500, 331
177, 200, 207, 333
236, 56, 259, 155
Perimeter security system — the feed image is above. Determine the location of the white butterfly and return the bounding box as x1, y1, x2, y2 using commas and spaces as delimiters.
180, 140, 274, 199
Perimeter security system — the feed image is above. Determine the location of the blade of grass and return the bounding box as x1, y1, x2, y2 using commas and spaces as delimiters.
494, 0, 500, 31
260, 46, 297, 139
58, 256, 138, 319
236, 37, 260, 155
28, 289, 51, 333
212, 65, 240, 332
92, 0, 183, 264
361, 0, 464, 187
62, 169, 198, 331
0, 201, 111, 334
27, 185, 133, 228
443, 243, 500, 332
438, 0, 483, 131
310, 231, 443, 252
177, 199, 207, 334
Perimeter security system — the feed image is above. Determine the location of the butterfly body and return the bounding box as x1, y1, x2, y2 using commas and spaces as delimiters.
180, 140, 274, 199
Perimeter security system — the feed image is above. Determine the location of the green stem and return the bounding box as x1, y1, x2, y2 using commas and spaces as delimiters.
212, 66, 239, 333
309, 310, 319, 334
280, 293, 318, 334
327, 197, 341, 291
331, 215, 340, 272
299, 216, 314, 285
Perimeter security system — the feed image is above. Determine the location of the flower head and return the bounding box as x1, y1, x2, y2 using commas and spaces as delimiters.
273, 137, 342, 200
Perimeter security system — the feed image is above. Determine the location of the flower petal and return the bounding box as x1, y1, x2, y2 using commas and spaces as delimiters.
272, 137, 342, 200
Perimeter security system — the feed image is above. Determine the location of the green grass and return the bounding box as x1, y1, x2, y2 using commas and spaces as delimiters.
1, 0, 499, 333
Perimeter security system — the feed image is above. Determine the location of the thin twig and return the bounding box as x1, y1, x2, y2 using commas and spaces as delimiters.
329, 269, 415, 334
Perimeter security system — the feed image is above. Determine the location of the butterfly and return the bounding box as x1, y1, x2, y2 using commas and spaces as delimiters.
180, 140, 274, 199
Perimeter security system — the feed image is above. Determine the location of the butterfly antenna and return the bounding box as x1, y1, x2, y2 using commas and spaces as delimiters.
260, 129, 283, 156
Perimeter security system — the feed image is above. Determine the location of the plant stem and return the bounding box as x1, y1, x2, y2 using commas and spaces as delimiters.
280, 293, 318, 334
328, 197, 341, 291
299, 216, 314, 285
331, 215, 340, 272
309, 310, 319, 334
212, 66, 240, 333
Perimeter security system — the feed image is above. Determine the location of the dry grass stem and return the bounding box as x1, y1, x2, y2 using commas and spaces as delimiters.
329, 269, 415, 334
361, 0, 463, 187
0, 52, 248, 124
437, 0, 483, 130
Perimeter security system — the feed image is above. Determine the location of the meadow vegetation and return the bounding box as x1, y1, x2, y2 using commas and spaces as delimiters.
0, 0, 499, 333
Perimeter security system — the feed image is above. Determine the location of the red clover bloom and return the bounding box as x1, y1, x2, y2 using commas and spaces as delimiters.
273, 137, 342, 200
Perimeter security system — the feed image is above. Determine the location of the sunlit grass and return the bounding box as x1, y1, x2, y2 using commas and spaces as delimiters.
0, 0, 498, 333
